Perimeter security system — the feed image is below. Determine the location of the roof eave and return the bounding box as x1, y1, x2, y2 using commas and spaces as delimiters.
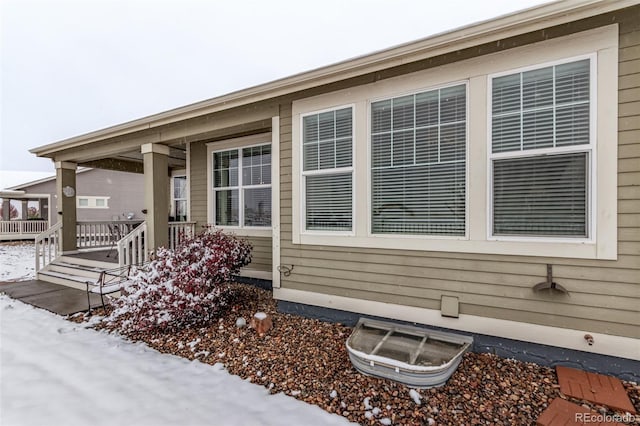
30, 0, 639, 157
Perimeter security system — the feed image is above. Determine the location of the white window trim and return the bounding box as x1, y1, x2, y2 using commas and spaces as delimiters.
291, 24, 617, 260
486, 54, 597, 243
366, 81, 470, 240
76, 196, 110, 209
206, 133, 272, 238
299, 104, 356, 236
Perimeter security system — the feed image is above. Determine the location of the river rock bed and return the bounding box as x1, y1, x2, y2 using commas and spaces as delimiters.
85, 283, 640, 425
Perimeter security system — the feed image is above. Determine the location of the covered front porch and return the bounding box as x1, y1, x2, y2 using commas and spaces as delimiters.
28, 99, 280, 287
0, 191, 50, 241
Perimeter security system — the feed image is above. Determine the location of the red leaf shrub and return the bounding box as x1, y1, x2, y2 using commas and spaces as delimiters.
106, 229, 252, 332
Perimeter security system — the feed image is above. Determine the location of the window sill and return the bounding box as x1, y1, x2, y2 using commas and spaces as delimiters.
296, 233, 614, 260
218, 227, 272, 238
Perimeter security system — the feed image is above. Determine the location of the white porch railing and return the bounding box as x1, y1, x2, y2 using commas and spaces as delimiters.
35, 222, 62, 271
118, 221, 148, 267
77, 220, 143, 249
168, 222, 195, 250
0, 220, 49, 236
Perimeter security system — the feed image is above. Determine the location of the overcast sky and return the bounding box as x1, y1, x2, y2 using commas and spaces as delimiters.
1, 0, 550, 175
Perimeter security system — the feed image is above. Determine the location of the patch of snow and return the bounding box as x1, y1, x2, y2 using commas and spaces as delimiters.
364, 411, 373, 420
364, 396, 373, 410
380, 418, 392, 425
0, 296, 353, 426
187, 338, 201, 351
0, 242, 36, 282
235, 317, 247, 328
409, 389, 422, 405
330, 390, 338, 399
291, 390, 301, 396
372, 407, 381, 416
254, 311, 268, 320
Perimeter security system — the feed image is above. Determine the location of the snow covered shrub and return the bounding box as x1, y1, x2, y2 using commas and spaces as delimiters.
106, 229, 252, 332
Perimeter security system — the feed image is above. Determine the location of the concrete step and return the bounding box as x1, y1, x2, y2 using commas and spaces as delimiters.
58, 255, 116, 270
47, 262, 104, 279
37, 270, 98, 291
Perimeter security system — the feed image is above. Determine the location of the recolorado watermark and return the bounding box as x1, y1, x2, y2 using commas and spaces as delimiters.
575, 412, 637, 423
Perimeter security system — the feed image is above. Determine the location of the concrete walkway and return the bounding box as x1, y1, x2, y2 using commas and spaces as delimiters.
0, 280, 102, 315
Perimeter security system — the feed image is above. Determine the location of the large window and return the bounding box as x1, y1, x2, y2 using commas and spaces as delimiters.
371, 84, 466, 236
302, 107, 353, 232
490, 58, 591, 238
213, 144, 271, 227
292, 26, 616, 259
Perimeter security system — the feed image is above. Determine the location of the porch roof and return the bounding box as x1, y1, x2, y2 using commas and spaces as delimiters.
30, 0, 637, 161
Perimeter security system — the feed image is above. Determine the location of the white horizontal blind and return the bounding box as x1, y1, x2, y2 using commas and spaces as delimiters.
492, 59, 590, 152
491, 58, 591, 237
302, 107, 353, 231
371, 84, 466, 235
493, 153, 587, 236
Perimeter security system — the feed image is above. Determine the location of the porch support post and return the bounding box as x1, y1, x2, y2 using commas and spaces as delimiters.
55, 161, 77, 253
1, 199, 9, 220
141, 143, 169, 251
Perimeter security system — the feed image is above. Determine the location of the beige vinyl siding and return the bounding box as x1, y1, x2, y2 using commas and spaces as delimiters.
246, 236, 272, 273
277, 12, 640, 339
189, 141, 208, 230
189, 141, 273, 274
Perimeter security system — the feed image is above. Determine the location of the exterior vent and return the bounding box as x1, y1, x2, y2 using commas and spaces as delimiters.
346, 318, 473, 388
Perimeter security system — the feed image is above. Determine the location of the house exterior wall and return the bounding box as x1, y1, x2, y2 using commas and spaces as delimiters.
17, 169, 145, 222
189, 139, 273, 276
273, 8, 640, 349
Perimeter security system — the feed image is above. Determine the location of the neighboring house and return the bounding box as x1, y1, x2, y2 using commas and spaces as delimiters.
0, 168, 147, 240
29, 1, 639, 377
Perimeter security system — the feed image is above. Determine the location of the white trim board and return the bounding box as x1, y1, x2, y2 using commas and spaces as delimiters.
271, 116, 281, 288
273, 288, 640, 361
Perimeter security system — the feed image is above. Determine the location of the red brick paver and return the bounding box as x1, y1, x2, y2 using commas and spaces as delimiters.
556, 366, 636, 414
537, 398, 625, 426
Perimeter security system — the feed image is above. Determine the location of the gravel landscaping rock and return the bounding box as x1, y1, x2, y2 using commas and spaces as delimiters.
84, 283, 640, 425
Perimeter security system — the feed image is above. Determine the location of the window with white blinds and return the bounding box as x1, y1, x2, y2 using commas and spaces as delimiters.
302, 107, 353, 231
371, 84, 466, 236
490, 58, 592, 238
213, 144, 271, 227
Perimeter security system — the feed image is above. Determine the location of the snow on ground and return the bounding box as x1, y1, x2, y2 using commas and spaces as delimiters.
0, 296, 353, 426
0, 242, 36, 282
